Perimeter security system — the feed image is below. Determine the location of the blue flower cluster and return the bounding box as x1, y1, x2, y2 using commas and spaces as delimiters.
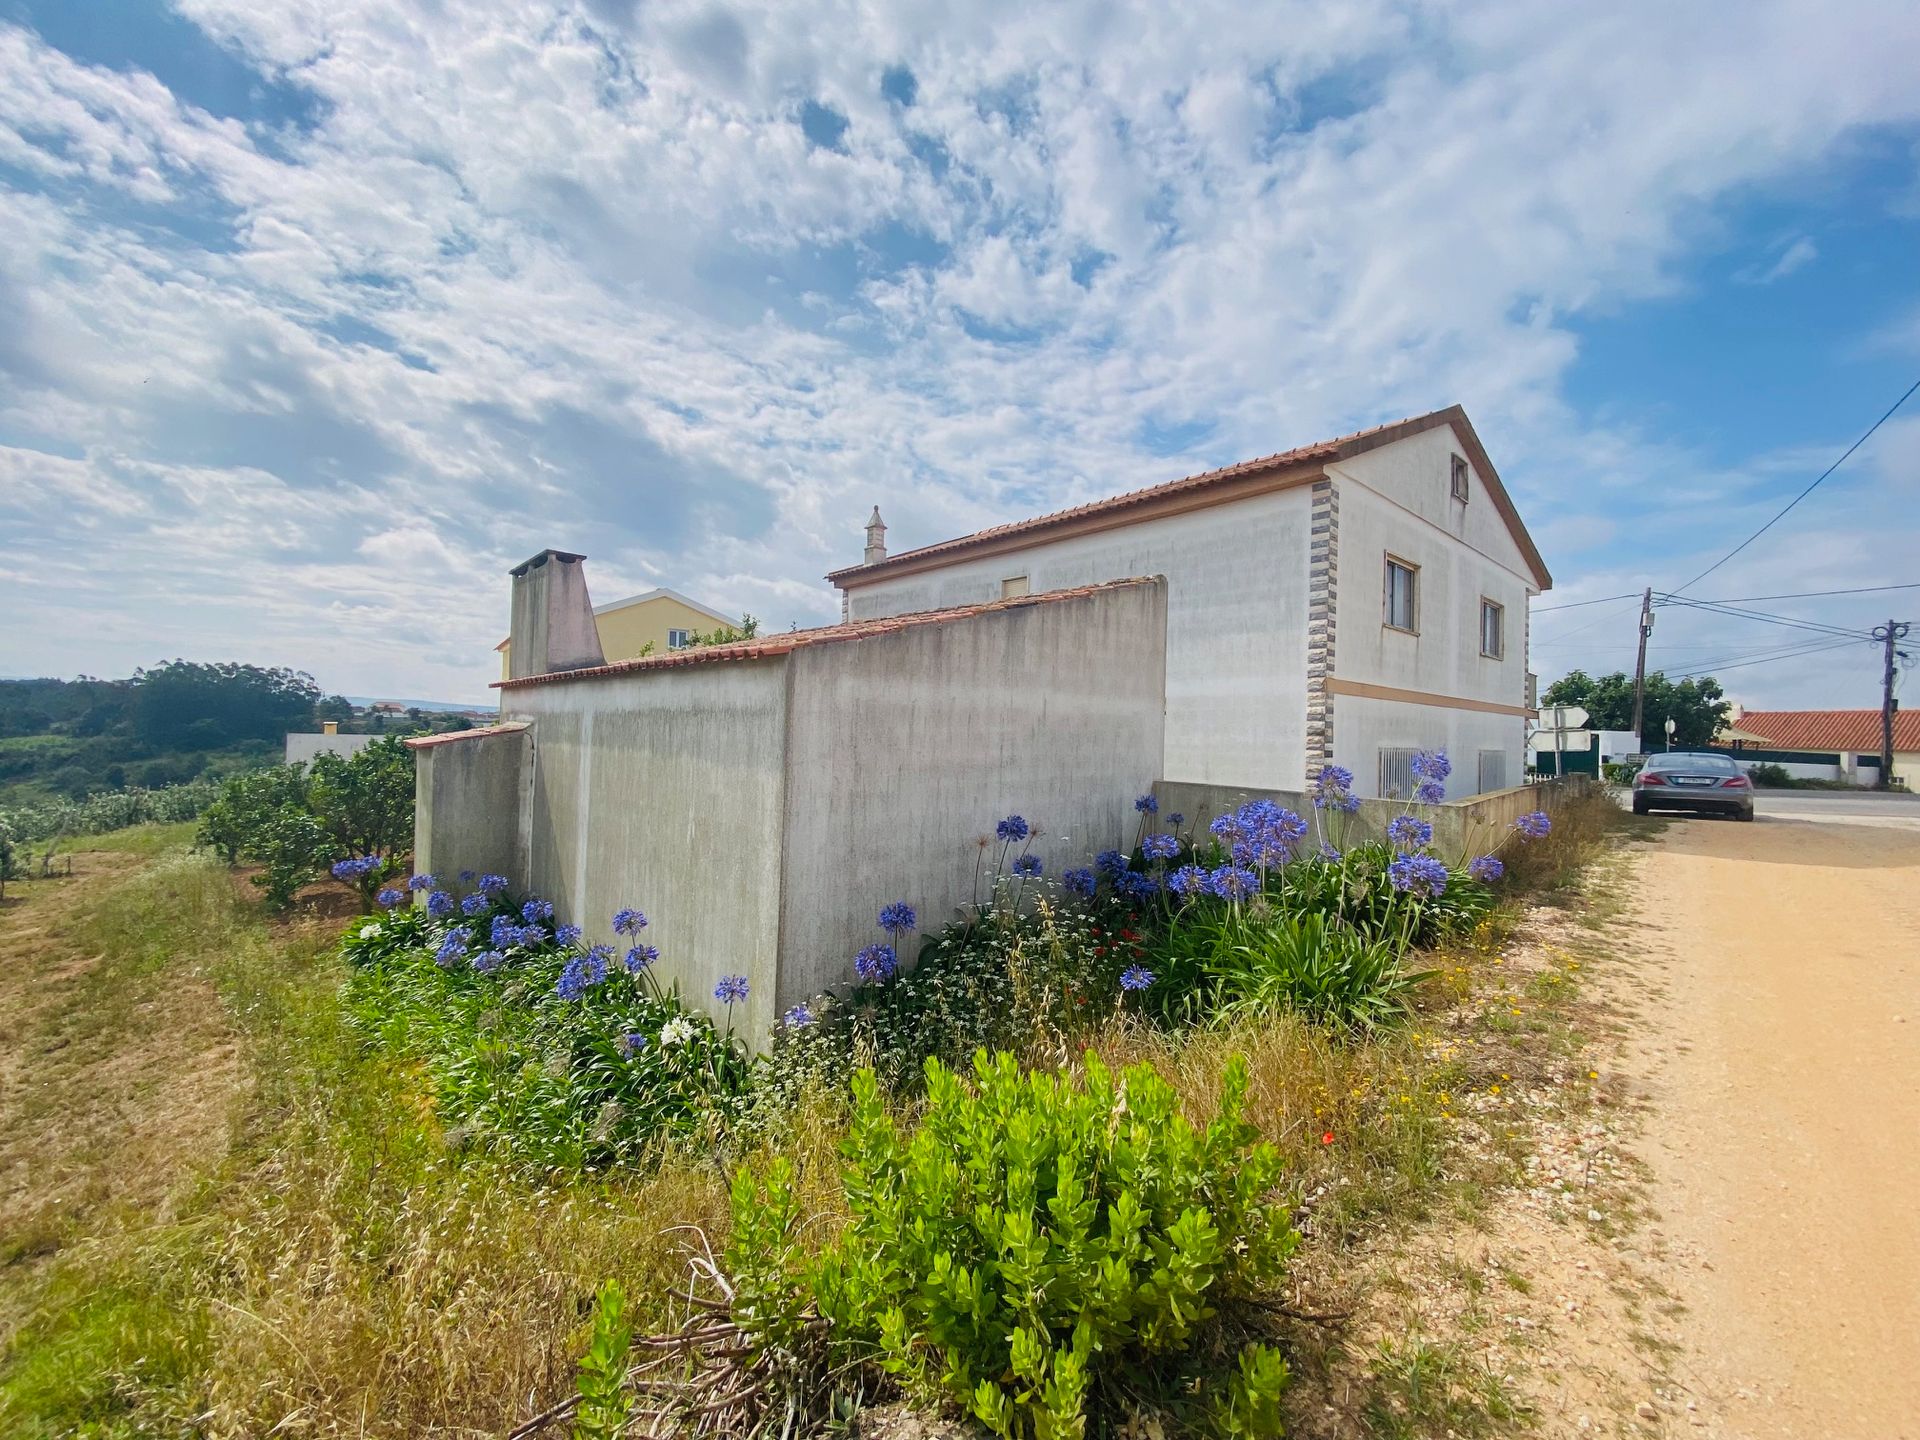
713, 974, 750, 1004
555, 923, 584, 946
407, 873, 437, 892
1095, 849, 1127, 880
1062, 867, 1096, 897
472, 949, 506, 973
522, 898, 555, 923
425, 890, 455, 919
1211, 864, 1259, 901
625, 943, 659, 973
1012, 853, 1044, 877
1169, 864, 1210, 897
1141, 833, 1180, 862
1119, 963, 1155, 992
782, 1003, 816, 1028
478, 873, 510, 896
1212, 799, 1307, 870
855, 943, 898, 983
1411, 749, 1451, 805
1134, 793, 1158, 814
612, 907, 648, 935
1388, 851, 1449, 897
1467, 854, 1505, 883
1116, 870, 1160, 900
331, 855, 382, 880
1310, 764, 1361, 813
435, 926, 473, 966
877, 901, 917, 935
996, 815, 1030, 842
1386, 815, 1433, 850
376, 887, 404, 909
1514, 810, 1553, 840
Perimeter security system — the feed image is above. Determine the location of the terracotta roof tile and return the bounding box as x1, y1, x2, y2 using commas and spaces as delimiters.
827, 405, 1551, 590
1724, 709, 1920, 753
494, 577, 1160, 690
403, 721, 528, 749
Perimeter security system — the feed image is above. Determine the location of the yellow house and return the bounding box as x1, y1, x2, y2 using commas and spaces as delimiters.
496, 586, 737, 680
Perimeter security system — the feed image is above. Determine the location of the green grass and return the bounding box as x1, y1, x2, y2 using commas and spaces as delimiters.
1362, 1337, 1531, 1438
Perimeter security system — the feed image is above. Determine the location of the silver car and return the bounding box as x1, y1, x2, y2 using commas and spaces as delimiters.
1631, 751, 1755, 820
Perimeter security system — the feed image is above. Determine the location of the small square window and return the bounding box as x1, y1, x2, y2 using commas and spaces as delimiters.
1450, 453, 1470, 503
667, 629, 691, 649
1479, 598, 1504, 658
1478, 749, 1509, 794
1000, 575, 1030, 599
1379, 748, 1418, 799
1385, 557, 1418, 632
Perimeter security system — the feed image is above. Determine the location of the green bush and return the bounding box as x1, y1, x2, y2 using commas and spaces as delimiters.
730, 1050, 1297, 1439
1746, 762, 1792, 788
1166, 907, 1435, 1031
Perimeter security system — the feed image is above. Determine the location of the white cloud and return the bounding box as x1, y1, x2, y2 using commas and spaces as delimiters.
1736, 234, 1819, 284
0, 0, 1916, 704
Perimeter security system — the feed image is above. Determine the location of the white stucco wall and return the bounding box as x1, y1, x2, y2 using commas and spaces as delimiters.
842, 489, 1313, 788
777, 581, 1167, 1012
285, 732, 378, 765
1325, 428, 1540, 798
507, 663, 790, 1043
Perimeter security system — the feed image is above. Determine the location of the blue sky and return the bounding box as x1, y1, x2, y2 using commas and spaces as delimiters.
0, 0, 1916, 708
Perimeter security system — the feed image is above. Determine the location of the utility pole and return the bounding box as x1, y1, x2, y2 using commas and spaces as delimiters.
1630, 587, 1655, 754
1874, 619, 1910, 791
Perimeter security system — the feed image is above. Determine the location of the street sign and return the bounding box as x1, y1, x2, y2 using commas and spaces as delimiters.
1542, 704, 1589, 730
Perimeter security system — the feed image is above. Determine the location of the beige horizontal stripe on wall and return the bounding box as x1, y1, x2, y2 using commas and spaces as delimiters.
1325, 677, 1532, 718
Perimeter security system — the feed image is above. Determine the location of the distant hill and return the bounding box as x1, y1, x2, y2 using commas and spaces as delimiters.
345, 697, 496, 714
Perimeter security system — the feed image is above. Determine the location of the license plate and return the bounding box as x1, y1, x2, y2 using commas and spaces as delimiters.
1674, 777, 1713, 786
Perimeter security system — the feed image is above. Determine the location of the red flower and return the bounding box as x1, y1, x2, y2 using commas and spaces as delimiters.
1320, 1131, 1335, 1146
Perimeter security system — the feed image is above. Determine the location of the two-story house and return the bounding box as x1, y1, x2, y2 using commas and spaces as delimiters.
495, 585, 736, 682
828, 406, 1551, 798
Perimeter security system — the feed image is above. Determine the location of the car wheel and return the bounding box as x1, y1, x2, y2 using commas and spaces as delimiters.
1632, 797, 1649, 815
1737, 807, 1754, 822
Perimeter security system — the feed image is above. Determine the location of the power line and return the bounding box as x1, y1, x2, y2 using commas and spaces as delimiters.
1686, 582, 1920, 605
1655, 595, 1874, 640
1667, 376, 1920, 597
1532, 592, 1642, 614
1670, 636, 1868, 679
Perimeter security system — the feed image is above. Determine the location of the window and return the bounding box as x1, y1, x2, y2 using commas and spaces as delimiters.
1450, 453, 1470, 502
1478, 749, 1508, 794
1000, 575, 1030, 599
1384, 556, 1418, 632
1379, 747, 1418, 799
667, 628, 691, 649
1479, 598, 1505, 658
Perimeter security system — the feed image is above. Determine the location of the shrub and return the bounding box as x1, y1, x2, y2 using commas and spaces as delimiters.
730, 1050, 1297, 1439
1747, 762, 1792, 788
1167, 907, 1436, 1031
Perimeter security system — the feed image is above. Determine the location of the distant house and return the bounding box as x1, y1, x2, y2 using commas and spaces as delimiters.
1719, 706, 1918, 787
829, 406, 1552, 799
286, 720, 378, 765
495, 585, 736, 681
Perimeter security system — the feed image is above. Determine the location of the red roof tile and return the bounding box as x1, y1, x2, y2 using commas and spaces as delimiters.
1724, 709, 1920, 753
827, 405, 1551, 590
493, 577, 1160, 690
403, 721, 528, 749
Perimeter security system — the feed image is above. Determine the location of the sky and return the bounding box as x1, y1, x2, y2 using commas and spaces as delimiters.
0, 0, 1916, 709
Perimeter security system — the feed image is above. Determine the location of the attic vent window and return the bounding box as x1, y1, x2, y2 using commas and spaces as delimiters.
1001, 575, 1030, 599
1450, 453, 1470, 503
667, 629, 691, 649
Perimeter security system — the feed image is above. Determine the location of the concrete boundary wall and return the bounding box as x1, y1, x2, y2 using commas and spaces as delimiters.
411, 724, 531, 884
1154, 775, 1585, 864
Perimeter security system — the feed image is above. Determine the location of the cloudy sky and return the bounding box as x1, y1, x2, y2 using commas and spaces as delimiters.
1, 0, 1916, 707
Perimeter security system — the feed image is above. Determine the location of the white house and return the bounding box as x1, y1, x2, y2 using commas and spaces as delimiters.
829, 406, 1552, 799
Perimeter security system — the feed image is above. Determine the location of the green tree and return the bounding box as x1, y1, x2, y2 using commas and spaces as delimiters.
131, 660, 321, 750
1542, 669, 1731, 749
307, 737, 416, 867
685, 614, 761, 649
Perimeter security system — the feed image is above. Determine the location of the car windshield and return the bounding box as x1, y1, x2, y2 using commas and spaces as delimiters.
1647, 754, 1738, 773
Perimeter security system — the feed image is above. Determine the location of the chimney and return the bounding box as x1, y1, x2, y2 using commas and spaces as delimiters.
322, 720, 339, 735
508, 549, 607, 680
864, 506, 887, 566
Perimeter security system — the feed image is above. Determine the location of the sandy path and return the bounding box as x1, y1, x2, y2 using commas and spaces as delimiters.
1627, 814, 1920, 1438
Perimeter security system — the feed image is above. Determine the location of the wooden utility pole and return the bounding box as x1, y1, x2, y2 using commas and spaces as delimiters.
1630, 587, 1655, 753
1874, 619, 1910, 790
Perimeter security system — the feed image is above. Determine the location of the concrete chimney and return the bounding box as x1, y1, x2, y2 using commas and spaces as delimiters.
508, 549, 606, 680
322, 720, 339, 735
864, 506, 887, 566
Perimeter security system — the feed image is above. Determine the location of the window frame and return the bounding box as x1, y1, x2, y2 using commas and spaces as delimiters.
1479, 597, 1505, 659
1378, 747, 1419, 800
666, 628, 691, 650
1450, 452, 1470, 503
1384, 554, 1420, 634
1000, 575, 1031, 599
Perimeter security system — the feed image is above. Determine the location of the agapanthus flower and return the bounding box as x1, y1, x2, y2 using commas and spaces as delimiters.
1514, 810, 1553, 840
472, 949, 506, 973
612, 907, 648, 935
1319, 843, 1343, 862
1142, 833, 1180, 861
435, 926, 473, 966
713, 974, 750, 1004
1209, 812, 1246, 845
425, 890, 455, 918
407, 873, 437, 892
1411, 778, 1444, 805
996, 815, 1031, 842
1119, 870, 1162, 900
1012, 853, 1044, 877
478, 873, 510, 896
1134, 793, 1159, 814
582, 947, 610, 986
1095, 849, 1128, 879
490, 914, 523, 947
1386, 816, 1434, 850
1411, 749, 1452, 783
1062, 867, 1097, 897
555, 923, 584, 947
376, 887, 404, 909
1168, 812, 1185, 827
854, 943, 898, 983
461, 892, 491, 916
620, 1031, 649, 1055
331, 855, 381, 880
1467, 854, 1506, 883
625, 944, 659, 973
1388, 852, 1450, 897
1119, 964, 1155, 992
877, 901, 917, 934
555, 956, 592, 1001
782, 1004, 816, 1028
458, 870, 475, 883
659, 1015, 698, 1047
522, 898, 555, 923
1210, 864, 1258, 901
1169, 864, 1210, 897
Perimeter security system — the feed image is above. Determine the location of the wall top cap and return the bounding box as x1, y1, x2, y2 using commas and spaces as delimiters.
510, 548, 588, 577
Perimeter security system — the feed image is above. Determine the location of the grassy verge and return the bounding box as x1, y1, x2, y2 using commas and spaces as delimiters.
1, 788, 1632, 1437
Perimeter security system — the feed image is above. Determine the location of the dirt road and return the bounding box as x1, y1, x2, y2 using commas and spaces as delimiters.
1627, 812, 1920, 1438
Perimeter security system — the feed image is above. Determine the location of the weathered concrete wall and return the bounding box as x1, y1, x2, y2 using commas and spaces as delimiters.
1154, 774, 1573, 866
285, 732, 378, 765
778, 581, 1168, 1011
505, 663, 788, 1044
413, 727, 530, 884
843, 490, 1311, 789
1333, 691, 1528, 801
